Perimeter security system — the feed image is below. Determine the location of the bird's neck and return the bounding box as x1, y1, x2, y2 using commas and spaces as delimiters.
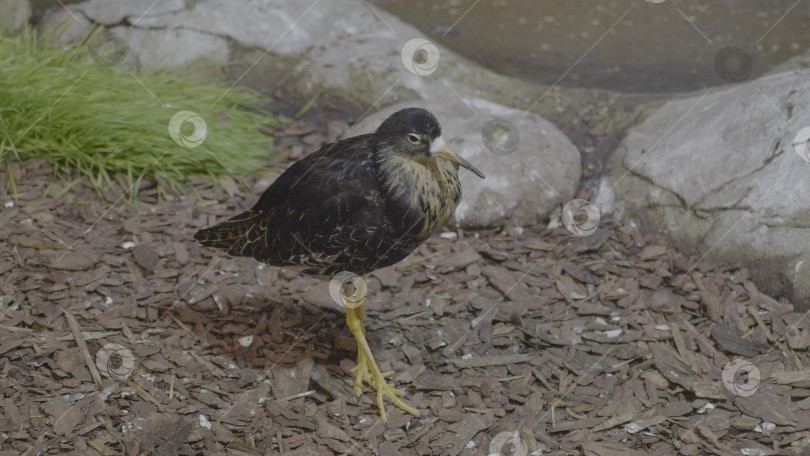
375, 148, 461, 239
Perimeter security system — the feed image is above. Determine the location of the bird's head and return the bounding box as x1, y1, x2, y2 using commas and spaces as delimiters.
374, 108, 485, 179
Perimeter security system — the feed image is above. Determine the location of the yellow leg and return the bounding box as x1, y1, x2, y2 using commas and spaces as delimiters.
344, 278, 420, 423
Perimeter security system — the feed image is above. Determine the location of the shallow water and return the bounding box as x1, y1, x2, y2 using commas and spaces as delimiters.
377, 0, 810, 93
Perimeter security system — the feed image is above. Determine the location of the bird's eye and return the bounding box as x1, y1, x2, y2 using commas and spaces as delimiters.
406, 134, 420, 144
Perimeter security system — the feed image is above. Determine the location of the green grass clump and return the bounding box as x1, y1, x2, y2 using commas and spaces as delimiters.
0, 26, 279, 198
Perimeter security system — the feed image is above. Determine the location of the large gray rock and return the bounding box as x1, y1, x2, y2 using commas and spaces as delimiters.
40, 0, 582, 228
41, 0, 549, 110
39, 4, 229, 71
0, 0, 30, 33
70, 0, 186, 23
599, 69, 810, 306
108, 26, 230, 71
39, 7, 91, 44
351, 100, 581, 228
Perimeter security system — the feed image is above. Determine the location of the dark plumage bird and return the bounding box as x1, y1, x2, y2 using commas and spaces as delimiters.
194, 108, 484, 422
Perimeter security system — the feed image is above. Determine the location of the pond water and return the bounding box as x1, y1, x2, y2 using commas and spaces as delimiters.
377, 0, 810, 93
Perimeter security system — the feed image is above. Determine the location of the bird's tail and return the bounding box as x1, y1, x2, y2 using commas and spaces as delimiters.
193, 210, 265, 257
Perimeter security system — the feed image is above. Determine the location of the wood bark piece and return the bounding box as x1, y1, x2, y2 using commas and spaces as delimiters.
60, 308, 104, 390
650, 342, 696, 390
450, 353, 532, 369
711, 323, 769, 357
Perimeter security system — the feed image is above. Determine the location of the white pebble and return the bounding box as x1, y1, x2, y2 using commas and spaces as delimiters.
99, 384, 115, 402
3, 201, 13, 208
603, 328, 622, 338
624, 422, 642, 434
655, 324, 670, 331
741, 449, 767, 456
238, 335, 254, 347
198, 414, 211, 430
439, 232, 457, 239
697, 402, 714, 414
121, 241, 136, 249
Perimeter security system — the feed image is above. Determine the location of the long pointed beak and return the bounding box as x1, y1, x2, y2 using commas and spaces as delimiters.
430, 137, 485, 179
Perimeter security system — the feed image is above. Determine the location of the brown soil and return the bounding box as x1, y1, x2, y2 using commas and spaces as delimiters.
1, 118, 809, 456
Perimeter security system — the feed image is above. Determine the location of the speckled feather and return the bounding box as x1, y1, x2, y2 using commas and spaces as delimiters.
194, 109, 464, 278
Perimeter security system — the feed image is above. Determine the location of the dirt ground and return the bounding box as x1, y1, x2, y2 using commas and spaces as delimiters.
2, 118, 810, 456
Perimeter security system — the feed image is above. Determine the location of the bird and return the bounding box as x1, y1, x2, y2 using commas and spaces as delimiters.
193, 107, 485, 423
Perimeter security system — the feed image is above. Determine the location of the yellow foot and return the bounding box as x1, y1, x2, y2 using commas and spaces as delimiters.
351, 351, 408, 388
350, 346, 397, 394
349, 351, 371, 395
344, 285, 420, 423
369, 366, 420, 423
350, 350, 418, 422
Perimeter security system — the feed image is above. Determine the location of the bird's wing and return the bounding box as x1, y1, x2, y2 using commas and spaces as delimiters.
194, 135, 385, 273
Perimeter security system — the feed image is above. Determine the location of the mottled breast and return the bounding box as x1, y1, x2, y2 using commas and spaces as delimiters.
376, 154, 462, 243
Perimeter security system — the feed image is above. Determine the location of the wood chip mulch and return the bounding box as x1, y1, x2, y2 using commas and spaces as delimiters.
1, 120, 810, 456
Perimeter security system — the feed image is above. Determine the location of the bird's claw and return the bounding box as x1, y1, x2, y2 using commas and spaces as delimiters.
350, 356, 370, 396
351, 355, 396, 393
351, 352, 418, 422
370, 370, 420, 422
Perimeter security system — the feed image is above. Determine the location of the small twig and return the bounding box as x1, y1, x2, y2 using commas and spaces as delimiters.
282, 390, 315, 402
276, 431, 285, 453
126, 378, 163, 411
748, 306, 775, 342
121, 321, 137, 344
54, 331, 119, 341
102, 417, 124, 449
21, 433, 46, 456
189, 350, 226, 377
0, 324, 32, 332
60, 307, 103, 390
170, 314, 201, 342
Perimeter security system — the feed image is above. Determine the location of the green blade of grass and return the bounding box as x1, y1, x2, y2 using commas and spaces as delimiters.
0, 25, 280, 199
